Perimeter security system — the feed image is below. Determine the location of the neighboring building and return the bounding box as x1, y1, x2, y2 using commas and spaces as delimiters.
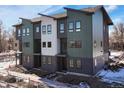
13, 5, 113, 75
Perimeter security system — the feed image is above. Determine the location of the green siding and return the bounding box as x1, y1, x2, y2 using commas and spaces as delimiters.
21, 20, 34, 55
67, 10, 93, 58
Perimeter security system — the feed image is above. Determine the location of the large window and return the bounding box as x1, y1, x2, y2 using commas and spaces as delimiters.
48, 42, 52, 48
69, 59, 74, 68
18, 29, 21, 36
60, 23, 64, 33
24, 42, 30, 47
26, 28, 30, 36
27, 56, 30, 63
69, 41, 75, 48
42, 25, 46, 34
76, 59, 81, 68
48, 57, 52, 64
69, 40, 82, 48
23, 29, 26, 36
68, 22, 74, 32
47, 25, 52, 34
76, 21, 81, 32
75, 41, 82, 48
42, 42, 46, 48
36, 27, 40, 32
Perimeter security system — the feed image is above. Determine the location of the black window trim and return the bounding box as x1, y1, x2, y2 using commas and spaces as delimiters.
68, 21, 74, 32
75, 20, 81, 32
47, 24, 52, 34
42, 25, 46, 34
59, 23, 65, 33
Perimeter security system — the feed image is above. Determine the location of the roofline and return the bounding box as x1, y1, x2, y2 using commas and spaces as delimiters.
64, 7, 94, 14
31, 20, 42, 24
38, 13, 57, 20
19, 17, 31, 22
12, 23, 22, 27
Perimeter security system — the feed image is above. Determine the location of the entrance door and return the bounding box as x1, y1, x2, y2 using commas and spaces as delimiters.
34, 55, 41, 68
58, 57, 67, 71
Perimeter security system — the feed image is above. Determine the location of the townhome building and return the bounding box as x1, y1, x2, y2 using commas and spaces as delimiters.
13, 5, 113, 75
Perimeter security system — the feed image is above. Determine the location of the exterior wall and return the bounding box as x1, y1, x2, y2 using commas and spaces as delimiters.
92, 9, 109, 74
21, 19, 34, 68
41, 16, 59, 56
33, 22, 41, 39
67, 57, 93, 75
92, 10, 104, 57
67, 10, 93, 58
57, 18, 67, 38
66, 10, 93, 74
41, 55, 57, 72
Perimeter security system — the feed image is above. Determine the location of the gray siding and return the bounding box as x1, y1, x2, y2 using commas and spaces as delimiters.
67, 10, 93, 58
33, 22, 41, 39
57, 18, 67, 38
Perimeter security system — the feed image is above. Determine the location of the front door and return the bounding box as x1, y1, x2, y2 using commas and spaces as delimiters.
58, 57, 67, 71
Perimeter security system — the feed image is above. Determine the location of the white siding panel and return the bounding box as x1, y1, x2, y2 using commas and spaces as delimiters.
92, 10, 104, 57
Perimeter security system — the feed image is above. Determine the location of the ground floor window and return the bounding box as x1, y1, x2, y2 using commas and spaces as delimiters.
76, 59, 81, 68
69, 59, 74, 68
27, 56, 30, 63
48, 57, 52, 64
42, 56, 46, 64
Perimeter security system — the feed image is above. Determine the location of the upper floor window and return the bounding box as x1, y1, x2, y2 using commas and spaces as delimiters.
42, 25, 46, 34
69, 40, 75, 48
75, 40, 82, 48
60, 23, 64, 33
42, 42, 46, 48
94, 40, 97, 48
48, 42, 52, 48
26, 28, 30, 36
18, 29, 21, 36
36, 27, 40, 32
47, 25, 52, 34
23, 29, 26, 36
68, 22, 74, 32
76, 21, 81, 32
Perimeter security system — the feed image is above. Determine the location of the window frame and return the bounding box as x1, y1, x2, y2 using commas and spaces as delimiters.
36, 26, 40, 33
48, 42, 52, 48
75, 21, 81, 32
69, 40, 75, 48
26, 28, 30, 36
60, 23, 64, 33
42, 42, 46, 48
76, 59, 81, 68
24, 42, 30, 47
68, 22, 74, 32
18, 29, 21, 36
47, 25, 52, 34
42, 56, 46, 64
75, 40, 82, 48
23, 29, 26, 36
69, 59, 74, 68
42, 25, 46, 34
48, 57, 52, 64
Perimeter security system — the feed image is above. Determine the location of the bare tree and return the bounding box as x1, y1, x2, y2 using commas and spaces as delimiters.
110, 23, 124, 50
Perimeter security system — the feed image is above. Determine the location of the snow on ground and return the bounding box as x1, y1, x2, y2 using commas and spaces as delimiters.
109, 50, 123, 59
97, 68, 124, 84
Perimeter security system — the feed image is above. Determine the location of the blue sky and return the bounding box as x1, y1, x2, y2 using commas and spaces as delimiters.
0, 5, 123, 33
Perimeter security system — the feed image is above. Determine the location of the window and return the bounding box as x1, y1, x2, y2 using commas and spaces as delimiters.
26, 28, 30, 36
48, 57, 52, 64
76, 59, 81, 68
75, 40, 82, 48
48, 42, 52, 48
101, 41, 103, 47
68, 22, 74, 32
24, 42, 30, 47
18, 29, 21, 36
36, 27, 40, 32
23, 29, 26, 36
60, 23, 64, 33
94, 40, 97, 48
42, 25, 46, 34
42, 42, 46, 48
69, 41, 75, 48
15, 43, 17, 47
76, 21, 81, 32
27, 56, 30, 63
42, 57, 46, 64
47, 25, 52, 34
69, 59, 74, 68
